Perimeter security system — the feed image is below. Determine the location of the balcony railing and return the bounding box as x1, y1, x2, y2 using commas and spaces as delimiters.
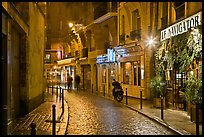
94, 2, 117, 21
130, 29, 141, 41
119, 33, 125, 44
82, 48, 88, 57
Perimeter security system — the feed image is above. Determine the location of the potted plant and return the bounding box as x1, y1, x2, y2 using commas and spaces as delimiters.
180, 71, 202, 123
150, 76, 167, 108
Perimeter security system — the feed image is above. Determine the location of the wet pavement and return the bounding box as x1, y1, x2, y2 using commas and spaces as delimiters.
64, 90, 177, 135
10, 86, 202, 135
96, 90, 202, 135
10, 87, 68, 135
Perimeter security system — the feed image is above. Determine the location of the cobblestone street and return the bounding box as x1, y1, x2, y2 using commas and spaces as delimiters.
64, 90, 177, 135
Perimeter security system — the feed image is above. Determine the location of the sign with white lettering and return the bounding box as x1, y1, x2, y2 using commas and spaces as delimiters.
96, 54, 108, 64
160, 12, 202, 41
107, 49, 115, 62
96, 49, 115, 64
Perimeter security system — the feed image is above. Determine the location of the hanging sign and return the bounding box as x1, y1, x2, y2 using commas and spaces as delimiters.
96, 49, 115, 64
160, 11, 202, 41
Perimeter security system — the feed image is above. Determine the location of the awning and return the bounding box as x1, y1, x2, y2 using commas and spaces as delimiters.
57, 58, 76, 66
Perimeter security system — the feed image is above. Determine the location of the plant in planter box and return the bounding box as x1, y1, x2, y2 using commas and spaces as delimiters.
180, 69, 202, 122
183, 73, 202, 106
150, 76, 167, 107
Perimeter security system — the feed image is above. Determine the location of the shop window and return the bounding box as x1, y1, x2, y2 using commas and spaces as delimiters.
45, 54, 51, 63
102, 65, 106, 83
123, 62, 132, 84
176, 72, 186, 87
110, 64, 115, 81
166, 70, 172, 87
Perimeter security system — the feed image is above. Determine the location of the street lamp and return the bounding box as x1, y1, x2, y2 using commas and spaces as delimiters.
141, 36, 156, 101
141, 38, 154, 80
148, 39, 154, 45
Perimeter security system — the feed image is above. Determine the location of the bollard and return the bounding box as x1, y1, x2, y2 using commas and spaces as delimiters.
92, 84, 93, 93
47, 85, 49, 93
140, 90, 142, 110
103, 85, 105, 96
52, 81, 53, 95
196, 103, 199, 135
52, 104, 56, 135
59, 87, 62, 100
161, 96, 164, 120
62, 89, 64, 113
30, 122, 36, 135
190, 107, 193, 122
56, 84, 58, 97
126, 88, 128, 105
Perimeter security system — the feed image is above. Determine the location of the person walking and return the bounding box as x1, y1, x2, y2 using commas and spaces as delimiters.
67, 74, 73, 91
75, 75, 80, 91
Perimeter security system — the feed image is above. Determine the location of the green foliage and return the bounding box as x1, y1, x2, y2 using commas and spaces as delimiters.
157, 28, 202, 73
150, 76, 167, 98
154, 28, 202, 104
181, 72, 202, 107
155, 48, 165, 77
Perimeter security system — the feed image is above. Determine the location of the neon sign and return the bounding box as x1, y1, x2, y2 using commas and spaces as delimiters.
96, 49, 115, 64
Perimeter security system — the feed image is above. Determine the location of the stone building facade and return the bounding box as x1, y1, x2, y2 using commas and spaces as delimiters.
2, 2, 46, 134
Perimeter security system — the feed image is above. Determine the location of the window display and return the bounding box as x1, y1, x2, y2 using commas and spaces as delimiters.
102, 65, 106, 83
123, 62, 132, 84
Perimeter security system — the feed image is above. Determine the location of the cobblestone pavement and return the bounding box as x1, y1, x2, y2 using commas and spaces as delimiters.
64, 90, 178, 135
114, 94, 202, 135
10, 88, 68, 135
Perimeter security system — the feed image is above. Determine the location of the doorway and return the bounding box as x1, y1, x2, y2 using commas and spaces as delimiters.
2, 33, 8, 134
11, 26, 21, 118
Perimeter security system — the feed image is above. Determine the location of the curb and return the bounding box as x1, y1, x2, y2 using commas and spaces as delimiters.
124, 105, 185, 135
98, 93, 192, 135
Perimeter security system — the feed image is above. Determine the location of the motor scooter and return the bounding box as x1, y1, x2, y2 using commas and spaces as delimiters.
113, 82, 124, 102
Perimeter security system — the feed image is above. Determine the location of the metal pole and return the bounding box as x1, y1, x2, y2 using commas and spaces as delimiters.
92, 84, 93, 93
52, 81, 53, 95
196, 103, 199, 135
59, 87, 61, 100
62, 89, 64, 113
140, 90, 142, 110
161, 96, 164, 120
56, 82, 58, 98
126, 88, 128, 105
103, 85, 105, 96
52, 104, 56, 135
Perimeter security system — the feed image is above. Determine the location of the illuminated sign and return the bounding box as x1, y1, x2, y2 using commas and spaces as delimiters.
107, 49, 115, 62
114, 43, 142, 57
96, 54, 108, 64
161, 12, 201, 41
45, 54, 51, 63
96, 49, 115, 64
116, 48, 127, 55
